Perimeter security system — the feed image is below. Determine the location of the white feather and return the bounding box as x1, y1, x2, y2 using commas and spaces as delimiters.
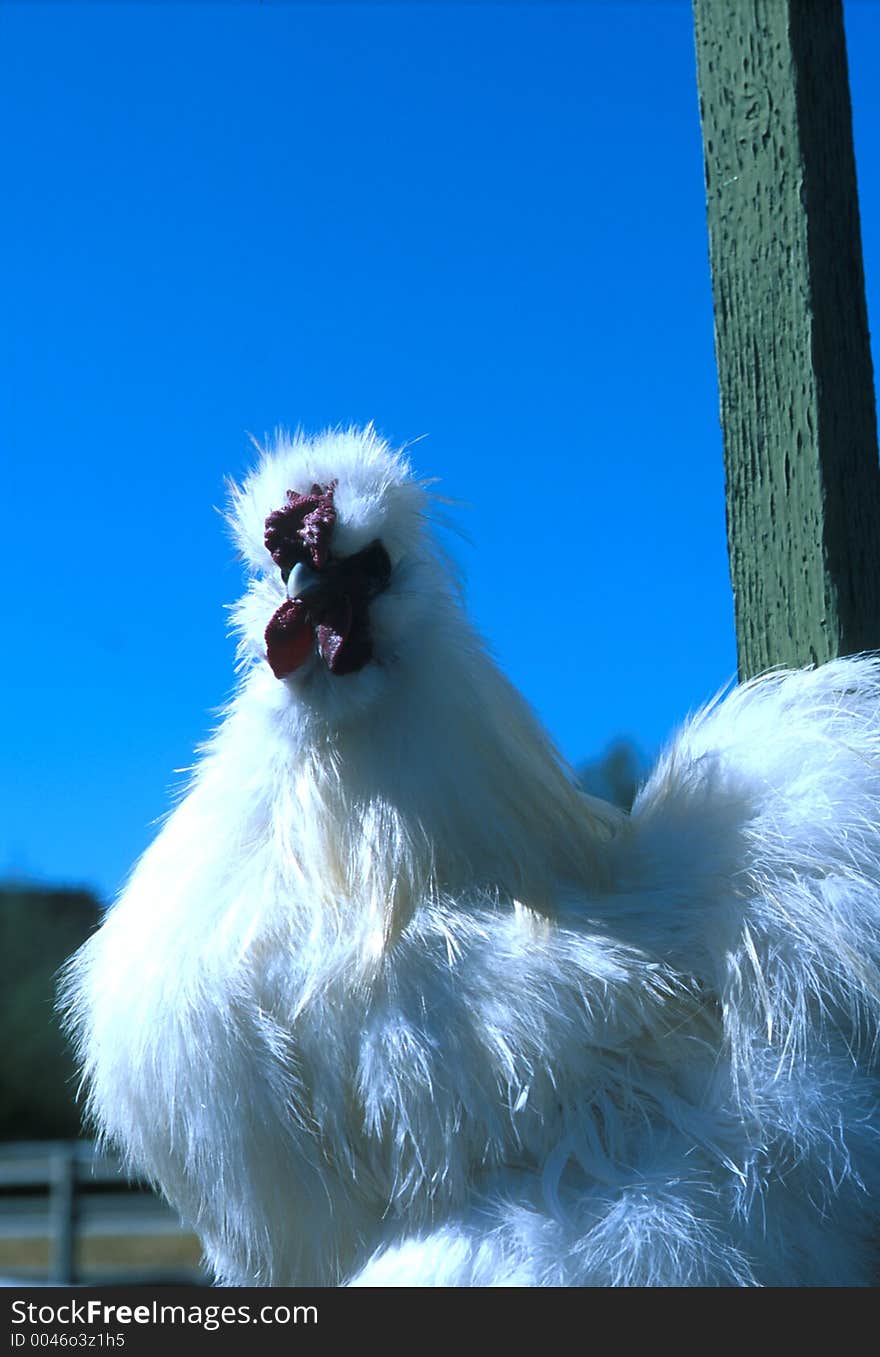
61, 427, 880, 1286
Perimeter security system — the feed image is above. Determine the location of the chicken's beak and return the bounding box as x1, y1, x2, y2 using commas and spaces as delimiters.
270, 540, 392, 680
287, 561, 324, 601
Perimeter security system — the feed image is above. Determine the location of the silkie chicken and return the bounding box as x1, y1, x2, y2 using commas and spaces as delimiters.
63, 426, 880, 1287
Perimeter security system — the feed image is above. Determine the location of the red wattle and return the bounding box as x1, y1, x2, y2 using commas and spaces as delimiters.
315, 595, 353, 674
265, 599, 315, 678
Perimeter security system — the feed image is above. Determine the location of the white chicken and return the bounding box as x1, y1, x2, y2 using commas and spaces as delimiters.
64, 426, 880, 1286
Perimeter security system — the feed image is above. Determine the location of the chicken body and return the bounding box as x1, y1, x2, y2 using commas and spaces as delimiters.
63, 429, 880, 1286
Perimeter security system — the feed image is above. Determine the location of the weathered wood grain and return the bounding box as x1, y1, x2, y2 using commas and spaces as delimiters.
694, 0, 880, 678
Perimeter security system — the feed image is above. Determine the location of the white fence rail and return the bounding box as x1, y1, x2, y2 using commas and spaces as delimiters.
0, 1141, 205, 1285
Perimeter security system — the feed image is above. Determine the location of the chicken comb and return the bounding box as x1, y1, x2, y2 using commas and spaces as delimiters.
264, 481, 338, 572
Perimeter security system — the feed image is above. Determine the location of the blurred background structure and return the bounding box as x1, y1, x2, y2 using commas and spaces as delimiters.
0, 885, 205, 1283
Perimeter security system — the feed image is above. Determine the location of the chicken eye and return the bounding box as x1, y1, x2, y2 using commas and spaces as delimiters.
351, 540, 392, 597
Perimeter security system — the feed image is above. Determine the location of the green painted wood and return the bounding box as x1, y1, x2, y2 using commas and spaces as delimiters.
693, 0, 880, 679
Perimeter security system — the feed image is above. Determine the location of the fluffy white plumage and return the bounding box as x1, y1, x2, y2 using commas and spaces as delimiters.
63, 427, 880, 1286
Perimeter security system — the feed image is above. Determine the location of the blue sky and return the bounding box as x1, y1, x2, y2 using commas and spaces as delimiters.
3, 1, 879, 903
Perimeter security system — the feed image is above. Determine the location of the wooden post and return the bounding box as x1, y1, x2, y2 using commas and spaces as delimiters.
693, 0, 880, 679
49, 1143, 77, 1284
